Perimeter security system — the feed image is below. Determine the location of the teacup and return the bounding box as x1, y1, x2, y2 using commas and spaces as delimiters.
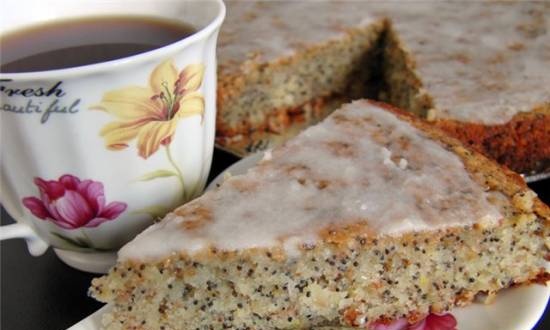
0, 0, 226, 273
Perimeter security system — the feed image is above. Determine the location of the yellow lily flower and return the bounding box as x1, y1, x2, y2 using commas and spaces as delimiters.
91, 60, 205, 159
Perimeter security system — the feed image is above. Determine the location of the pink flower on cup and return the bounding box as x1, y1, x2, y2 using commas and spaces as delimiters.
22, 174, 127, 230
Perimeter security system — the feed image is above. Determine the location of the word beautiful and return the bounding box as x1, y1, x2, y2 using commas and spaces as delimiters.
1, 81, 81, 123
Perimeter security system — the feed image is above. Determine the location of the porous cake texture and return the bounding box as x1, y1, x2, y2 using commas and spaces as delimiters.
91, 100, 550, 330
215, 0, 550, 175
217, 1, 386, 155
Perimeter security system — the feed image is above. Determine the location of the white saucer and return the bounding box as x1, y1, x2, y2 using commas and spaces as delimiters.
207, 152, 264, 191
54, 249, 117, 274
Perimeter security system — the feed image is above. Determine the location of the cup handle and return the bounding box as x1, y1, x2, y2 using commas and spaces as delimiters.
0, 223, 49, 256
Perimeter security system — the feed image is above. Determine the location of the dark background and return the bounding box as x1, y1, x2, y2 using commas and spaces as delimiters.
1, 149, 548, 329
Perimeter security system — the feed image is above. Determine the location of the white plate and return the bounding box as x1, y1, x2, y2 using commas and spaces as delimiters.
70, 153, 550, 330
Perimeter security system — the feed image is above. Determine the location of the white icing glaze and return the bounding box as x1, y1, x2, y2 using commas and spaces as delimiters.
379, 2, 550, 124
119, 101, 503, 261
219, 0, 378, 67
219, 1, 550, 125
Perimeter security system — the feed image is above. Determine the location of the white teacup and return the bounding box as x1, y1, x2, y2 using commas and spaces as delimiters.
0, 0, 225, 273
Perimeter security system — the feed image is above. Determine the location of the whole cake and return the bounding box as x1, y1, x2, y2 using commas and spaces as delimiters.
216, 0, 550, 175
91, 100, 549, 329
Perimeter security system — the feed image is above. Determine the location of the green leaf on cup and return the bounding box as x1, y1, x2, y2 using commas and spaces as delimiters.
133, 204, 172, 221
136, 169, 178, 182
52, 232, 90, 249
50, 232, 110, 252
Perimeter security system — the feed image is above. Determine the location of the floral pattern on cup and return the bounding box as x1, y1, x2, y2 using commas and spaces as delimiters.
90, 60, 205, 206
371, 313, 457, 330
22, 174, 127, 230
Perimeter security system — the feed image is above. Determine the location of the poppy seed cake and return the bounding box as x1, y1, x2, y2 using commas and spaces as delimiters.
91, 100, 549, 329
216, 1, 550, 175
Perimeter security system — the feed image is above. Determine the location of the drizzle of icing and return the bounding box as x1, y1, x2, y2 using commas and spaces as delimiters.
219, 1, 550, 125
219, 0, 378, 69
119, 101, 503, 261
382, 2, 550, 124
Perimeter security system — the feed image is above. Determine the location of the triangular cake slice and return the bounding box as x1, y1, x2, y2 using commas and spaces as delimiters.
91, 100, 549, 330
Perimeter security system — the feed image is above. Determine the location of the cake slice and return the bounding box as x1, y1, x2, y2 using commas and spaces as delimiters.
216, 1, 386, 155
91, 100, 549, 329
216, 1, 550, 175
374, 1, 550, 176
